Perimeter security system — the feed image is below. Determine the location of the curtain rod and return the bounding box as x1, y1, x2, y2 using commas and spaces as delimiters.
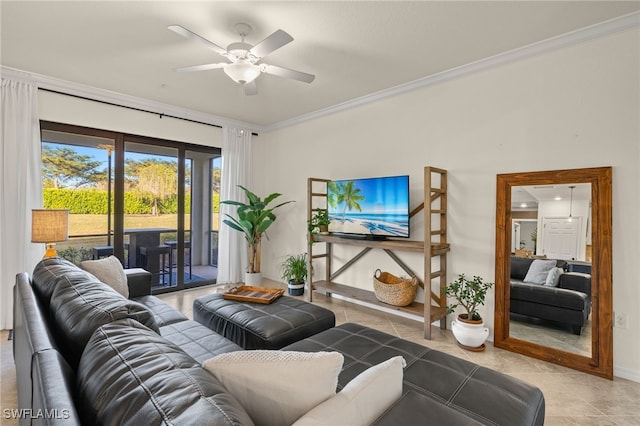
39, 88, 259, 136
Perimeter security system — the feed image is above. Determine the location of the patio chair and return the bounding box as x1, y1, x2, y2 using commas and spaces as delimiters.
140, 245, 172, 286
166, 240, 192, 280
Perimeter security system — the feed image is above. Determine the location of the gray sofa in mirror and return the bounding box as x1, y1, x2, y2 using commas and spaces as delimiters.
509, 255, 592, 335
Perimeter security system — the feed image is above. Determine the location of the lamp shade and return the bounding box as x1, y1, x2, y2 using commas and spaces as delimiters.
32, 209, 69, 243
224, 61, 261, 84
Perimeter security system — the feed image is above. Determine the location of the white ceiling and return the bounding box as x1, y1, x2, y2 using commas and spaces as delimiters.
2, 1, 639, 129
512, 183, 591, 211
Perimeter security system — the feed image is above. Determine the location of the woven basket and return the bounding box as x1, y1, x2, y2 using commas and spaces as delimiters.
373, 269, 418, 307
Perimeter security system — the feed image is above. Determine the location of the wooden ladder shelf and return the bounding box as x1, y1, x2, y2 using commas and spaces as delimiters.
306, 167, 450, 339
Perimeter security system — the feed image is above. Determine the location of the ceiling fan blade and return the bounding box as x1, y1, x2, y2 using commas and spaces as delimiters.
242, 80, 258, 96
249, 29, 293, 58
262, 64, 315, 83
173, 63, 227, 73
168, 25, 227, 56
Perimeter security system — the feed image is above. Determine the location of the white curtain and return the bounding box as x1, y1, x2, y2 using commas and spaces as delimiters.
217, 127, 252, 284
1, 79, 43, 330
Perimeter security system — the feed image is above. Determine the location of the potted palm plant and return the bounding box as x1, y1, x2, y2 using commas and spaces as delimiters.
445, 274, 493, 351
280, 253, 308, 296
222, 185, 293, 285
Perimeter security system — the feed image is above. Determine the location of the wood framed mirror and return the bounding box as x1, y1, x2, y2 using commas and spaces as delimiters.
494, 167, 613, 379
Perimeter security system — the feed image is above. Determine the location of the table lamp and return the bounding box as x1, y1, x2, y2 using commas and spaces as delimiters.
31, 209, 69, 258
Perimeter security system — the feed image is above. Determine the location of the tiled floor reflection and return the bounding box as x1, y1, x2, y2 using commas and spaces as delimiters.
2, 280, 639, 425
510, 314, 592, 357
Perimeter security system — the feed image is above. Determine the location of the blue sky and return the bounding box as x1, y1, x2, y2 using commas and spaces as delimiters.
330, 175, 409, 214
43, 142, 173, 169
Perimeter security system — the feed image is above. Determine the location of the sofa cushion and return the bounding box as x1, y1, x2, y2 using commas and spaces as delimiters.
134, 295, 189, 326
523, 259, 557, 285
372, 391, 484, 426
80, 255, 129, 297
283, 323, 545, 426
511, 281, 588, 310
50, 275, 159, 368
77, 319, 254, 426
293, 356, 405, 426
159, 319, 243, 364
32, 257, 90, 309
203, 350, 344, 426
510, 256, 534, 281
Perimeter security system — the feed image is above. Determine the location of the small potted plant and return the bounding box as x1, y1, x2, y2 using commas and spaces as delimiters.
307, 209, 331, 238
445, 274, 493, 351
280, 253, 308, 296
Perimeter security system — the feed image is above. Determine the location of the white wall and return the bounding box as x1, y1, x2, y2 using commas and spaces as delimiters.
253, 29, 640, 379
38, 90, 222, 147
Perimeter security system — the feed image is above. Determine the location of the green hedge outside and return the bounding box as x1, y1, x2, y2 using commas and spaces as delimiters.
44, 188, 197, 215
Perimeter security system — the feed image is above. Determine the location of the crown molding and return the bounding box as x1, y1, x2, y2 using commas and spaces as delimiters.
264, 11, 640, 132
0, 66, 264, 133
2, 11, 638, 134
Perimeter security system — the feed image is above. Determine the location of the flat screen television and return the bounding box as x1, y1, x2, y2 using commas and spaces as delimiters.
327, 175, 410, 239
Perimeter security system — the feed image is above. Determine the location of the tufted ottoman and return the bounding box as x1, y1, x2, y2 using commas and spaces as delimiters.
193, 293, 336, 350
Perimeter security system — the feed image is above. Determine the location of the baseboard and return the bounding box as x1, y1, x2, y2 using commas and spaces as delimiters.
614, 365, 640, 383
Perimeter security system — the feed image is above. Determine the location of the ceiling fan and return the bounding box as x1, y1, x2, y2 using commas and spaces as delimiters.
168, 22, 315, 96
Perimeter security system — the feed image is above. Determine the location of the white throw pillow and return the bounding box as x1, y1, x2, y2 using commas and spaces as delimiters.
80, 255, 128, 298
523, 259, 557, 285
202, 350, 344, 426
292, 356, 406, 426
545, 267, 564, 287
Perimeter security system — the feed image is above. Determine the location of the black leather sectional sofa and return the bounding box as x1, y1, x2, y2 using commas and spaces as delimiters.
510, 256, 592, 334
13, 257, 545, 425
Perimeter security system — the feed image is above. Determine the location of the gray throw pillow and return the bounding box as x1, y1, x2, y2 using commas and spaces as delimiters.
545, 267, 564, 287
81, 256, 128, 298
523, 259, 557, 285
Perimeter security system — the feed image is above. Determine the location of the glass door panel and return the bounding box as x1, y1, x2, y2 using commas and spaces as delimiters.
123, 141, 178, 290
179, 149, 219, 286
211, 156, 221, 268
40, 128, 116, 264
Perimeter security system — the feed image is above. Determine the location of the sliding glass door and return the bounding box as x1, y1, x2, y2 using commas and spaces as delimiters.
40, 121, 220, 293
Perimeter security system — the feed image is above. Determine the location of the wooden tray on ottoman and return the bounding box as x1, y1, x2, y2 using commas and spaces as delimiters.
223, 285, 284, 304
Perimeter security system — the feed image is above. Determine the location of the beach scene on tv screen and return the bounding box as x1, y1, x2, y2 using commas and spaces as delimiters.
328, 176, 409, 237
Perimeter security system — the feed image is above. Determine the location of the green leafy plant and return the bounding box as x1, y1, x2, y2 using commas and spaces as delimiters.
307, 209, 331, 238
445, 274, 493, 321
221, 185, 293, 273
280, 253, 308, 284
57, 246, 93, 266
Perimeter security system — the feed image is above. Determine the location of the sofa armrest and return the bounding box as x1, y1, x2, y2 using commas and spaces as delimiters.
125, 268, 152, 298
559, 272, 591, 295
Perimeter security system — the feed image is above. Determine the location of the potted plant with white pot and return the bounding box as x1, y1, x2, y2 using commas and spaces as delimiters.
221, 186, 293, 286
445, 274, 494, 351
280, 253, 308, 296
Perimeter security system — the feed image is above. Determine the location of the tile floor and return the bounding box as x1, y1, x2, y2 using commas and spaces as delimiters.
2, 281, 639, 425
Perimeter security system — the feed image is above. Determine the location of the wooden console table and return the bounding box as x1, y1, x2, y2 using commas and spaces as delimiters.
306, 166, 450, 339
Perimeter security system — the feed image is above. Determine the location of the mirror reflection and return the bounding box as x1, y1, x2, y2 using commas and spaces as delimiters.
508, 183, 592, 357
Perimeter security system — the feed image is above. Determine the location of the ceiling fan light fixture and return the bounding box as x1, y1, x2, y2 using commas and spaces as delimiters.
224, 60, 260, 84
